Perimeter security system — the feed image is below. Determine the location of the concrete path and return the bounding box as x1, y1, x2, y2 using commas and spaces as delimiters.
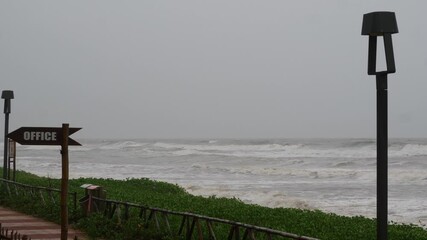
0, 206, 88, 240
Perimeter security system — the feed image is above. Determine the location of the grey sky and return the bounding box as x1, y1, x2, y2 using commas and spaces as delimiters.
1, 1, 426, 139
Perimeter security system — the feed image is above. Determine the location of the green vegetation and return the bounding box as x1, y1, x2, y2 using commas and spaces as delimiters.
1, 169, 427, 239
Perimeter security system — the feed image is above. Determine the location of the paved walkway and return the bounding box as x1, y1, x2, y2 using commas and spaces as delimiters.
0, 206, 88, 240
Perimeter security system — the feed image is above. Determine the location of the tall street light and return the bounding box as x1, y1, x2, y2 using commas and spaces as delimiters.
362, 12, 398, 240
2, 90, 14, 179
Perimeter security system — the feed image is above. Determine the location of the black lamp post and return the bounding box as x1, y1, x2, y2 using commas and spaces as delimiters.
2, 90, 14, 179
362, 12, 398, 240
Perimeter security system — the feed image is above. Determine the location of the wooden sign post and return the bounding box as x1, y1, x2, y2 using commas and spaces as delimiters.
61, 124, 69, 240
8, 124, 81, 240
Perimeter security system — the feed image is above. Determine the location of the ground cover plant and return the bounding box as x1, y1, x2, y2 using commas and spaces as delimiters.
1, 169, 426, 239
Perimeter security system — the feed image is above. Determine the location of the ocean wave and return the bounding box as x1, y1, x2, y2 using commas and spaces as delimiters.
31, 139, 424, 159
183, 185, 314, 210
390, 144, 427, 157
152, 141, 376, 158
16, 139, 427, 159
99, 141, 146, 150
15, 138, 427, 227
150, 141, 427, 159
189, 163, 366, 180
153, 141, 293, 152
17, 145, 59, 150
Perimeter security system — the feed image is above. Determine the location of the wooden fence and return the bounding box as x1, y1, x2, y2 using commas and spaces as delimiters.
1, 179, 319, 240
87, 196, 319, 240
0, 179, 77, 211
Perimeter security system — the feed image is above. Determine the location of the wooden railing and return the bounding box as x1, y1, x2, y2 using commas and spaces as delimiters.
1, 179, 319, 240
0, 179, 77, 211
87, 196, 319, 240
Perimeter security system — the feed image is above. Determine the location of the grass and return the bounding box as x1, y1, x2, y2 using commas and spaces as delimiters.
1, 169, 427, 239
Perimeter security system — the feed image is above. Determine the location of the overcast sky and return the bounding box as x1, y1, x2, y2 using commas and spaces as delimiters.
1, 1, 426, 139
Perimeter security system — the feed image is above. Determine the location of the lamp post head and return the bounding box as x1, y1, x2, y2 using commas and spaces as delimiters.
362, 12, 398, 36
2, 90, 14, 114
362, 12, 398, 75
1, 90, 14, 100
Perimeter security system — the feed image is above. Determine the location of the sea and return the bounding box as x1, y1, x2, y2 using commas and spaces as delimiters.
4, 138, 427, 227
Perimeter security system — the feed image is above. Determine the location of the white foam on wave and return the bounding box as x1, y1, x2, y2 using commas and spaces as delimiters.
389, 169, 427, 183
17, 156, 58, 160
152, 141, 378, 159
33, 139, 427, 160
390, 144, 427, 157
183, 184, 314, 210
154, 142, 291, 152
172, 142, 427, 159
188, 160, 374, 182
18, 145, 59, 151
99, 141, 146, 150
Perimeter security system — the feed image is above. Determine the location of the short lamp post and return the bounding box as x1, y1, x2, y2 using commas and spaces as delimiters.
362, 12, 398, 240
2, 90, 14, 180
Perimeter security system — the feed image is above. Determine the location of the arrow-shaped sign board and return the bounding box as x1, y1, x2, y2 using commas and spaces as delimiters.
7, 127, 81, 146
